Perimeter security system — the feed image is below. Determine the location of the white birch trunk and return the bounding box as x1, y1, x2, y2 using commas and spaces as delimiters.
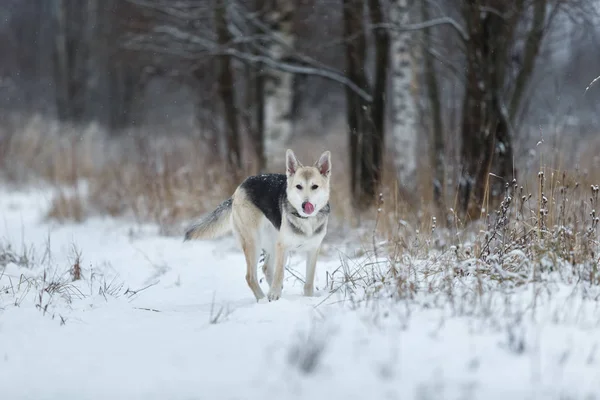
263, 0, 295, 172
390, 0, 418, 191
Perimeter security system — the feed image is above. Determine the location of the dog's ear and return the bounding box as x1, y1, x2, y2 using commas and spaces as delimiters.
286, 149, 301, 176
315, 151, 331, 177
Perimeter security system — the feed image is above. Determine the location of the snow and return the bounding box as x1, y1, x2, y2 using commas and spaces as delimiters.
2, 187, 600, 399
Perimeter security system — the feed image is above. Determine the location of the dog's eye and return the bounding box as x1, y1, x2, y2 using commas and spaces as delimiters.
296, 184, 303, 190
311, 185, 319, 190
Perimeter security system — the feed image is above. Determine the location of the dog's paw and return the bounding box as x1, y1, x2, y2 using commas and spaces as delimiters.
267, 288, 282, 302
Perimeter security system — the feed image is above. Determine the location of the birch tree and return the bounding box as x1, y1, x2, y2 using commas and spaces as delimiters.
389, 0, 418, 192
421, 0, 445, 218
260, 0, 296, 172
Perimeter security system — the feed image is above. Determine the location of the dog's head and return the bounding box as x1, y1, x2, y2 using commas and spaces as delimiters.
285, 149, 331, 217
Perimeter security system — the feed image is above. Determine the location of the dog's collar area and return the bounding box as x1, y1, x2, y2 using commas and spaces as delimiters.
291, 210, 309, 219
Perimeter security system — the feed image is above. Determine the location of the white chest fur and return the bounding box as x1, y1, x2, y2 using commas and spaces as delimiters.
280, 214, 328, 251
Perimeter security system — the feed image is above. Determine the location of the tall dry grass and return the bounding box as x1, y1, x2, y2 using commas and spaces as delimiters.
2, 113, 599, 250
0, 115, 377, 238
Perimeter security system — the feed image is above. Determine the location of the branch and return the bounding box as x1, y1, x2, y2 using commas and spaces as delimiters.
151, 25, 217, 48
124, 28, 373, 102
370, 17, 469, 42
585, 75, 600, 94
228, 2, 338, 83
223, 48, 372, 102
125, 0, 208, 20
508, 0, 547, 122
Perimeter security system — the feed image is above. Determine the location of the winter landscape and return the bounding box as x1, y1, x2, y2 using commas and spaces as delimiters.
3, 181, 600, 400
3, 1, 600, 399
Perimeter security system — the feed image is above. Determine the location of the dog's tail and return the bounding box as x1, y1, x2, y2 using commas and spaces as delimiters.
184, 198, 233, 241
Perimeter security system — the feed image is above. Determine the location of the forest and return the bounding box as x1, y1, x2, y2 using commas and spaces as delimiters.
1, 0, 600, 230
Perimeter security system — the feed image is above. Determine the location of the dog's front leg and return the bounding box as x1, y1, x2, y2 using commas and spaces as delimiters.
304, 248, 319, 296
267, 241, 286, 301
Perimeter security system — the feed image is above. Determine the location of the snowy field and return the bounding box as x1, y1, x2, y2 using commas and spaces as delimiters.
1, 186, 600, 400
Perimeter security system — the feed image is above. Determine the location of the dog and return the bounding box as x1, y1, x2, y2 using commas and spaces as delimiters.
184, 149, 331, 302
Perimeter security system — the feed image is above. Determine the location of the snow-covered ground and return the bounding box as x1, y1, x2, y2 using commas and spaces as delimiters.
1, 186, 600, 400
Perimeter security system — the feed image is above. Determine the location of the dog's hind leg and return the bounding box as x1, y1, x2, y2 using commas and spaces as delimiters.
231, 194, 265, 301
267, 241, 286, 301
240, 238, 265, 301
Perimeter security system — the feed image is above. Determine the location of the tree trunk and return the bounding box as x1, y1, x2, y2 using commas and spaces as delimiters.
87, 0, 137, 133
215, 0, 241, 172
52, 0, 73, 122
509, 0, 546, 123
107, 62, 137, 131
368, 0, 389, 198
254, 68, 266, 172
105, 0, 137, 132
390, 0, 418, 192
343, 0, 378, 207
247, 0, 266, 172
262, 0, 295, 172
459, 2, 519, 219
51, 0, 90, 124
421, 0, 445, 218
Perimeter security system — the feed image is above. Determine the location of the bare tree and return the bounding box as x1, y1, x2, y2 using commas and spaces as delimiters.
215, 0, 241, 171
51, 0, 93, 123
369, 0, 390, 199
122, 0, 373, 172
90, 0, 142, 132
458, 0, 550, 219
343, 0, 389, 207
48, 0, 143, 130
243, 0, 266, 172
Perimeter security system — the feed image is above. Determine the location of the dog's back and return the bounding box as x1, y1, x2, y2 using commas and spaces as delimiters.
237, 174, 287, 230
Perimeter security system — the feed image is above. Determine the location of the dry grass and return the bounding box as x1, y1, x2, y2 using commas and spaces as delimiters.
0, 242, 33, 269
0, 114, 237, 233
0, 236, 130, 325
45, 188, 87, 223
69, 244, 83, 282
0, 115, 99, 185
1, 114, 399, 237
2, 113, 600, 252
318, 163, 600, 319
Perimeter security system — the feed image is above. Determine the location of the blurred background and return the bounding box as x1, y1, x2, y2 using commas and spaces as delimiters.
1, 0, 600, 237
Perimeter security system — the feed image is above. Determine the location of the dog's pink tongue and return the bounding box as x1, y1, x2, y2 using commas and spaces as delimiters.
303, 202, 315, 214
